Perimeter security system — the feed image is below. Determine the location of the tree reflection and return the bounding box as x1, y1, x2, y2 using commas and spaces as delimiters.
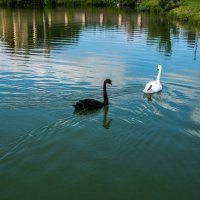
0, 8, 81, 53
146, 14, 172, 55
0, 7, 199, 56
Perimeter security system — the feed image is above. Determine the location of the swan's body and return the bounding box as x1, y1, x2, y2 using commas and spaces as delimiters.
73, 79, 112, 110
143, 81, 162, 94
143, 65, 162, 94
73, 99, 104, 110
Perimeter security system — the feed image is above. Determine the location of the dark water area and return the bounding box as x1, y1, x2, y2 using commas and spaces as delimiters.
0, 7, 200, 200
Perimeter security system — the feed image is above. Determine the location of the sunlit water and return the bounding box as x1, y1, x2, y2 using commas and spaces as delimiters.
0, 7, 200, 200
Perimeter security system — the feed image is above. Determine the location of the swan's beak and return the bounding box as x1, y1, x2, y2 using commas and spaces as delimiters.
110, 82, 112, 86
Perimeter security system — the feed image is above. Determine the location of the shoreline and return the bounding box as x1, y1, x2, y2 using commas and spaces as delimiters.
136, 0, 200, 27
0, 0, 199, 27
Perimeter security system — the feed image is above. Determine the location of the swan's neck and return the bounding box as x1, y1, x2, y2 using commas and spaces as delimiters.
103, 82, 108, 105
156, 68, 162, 82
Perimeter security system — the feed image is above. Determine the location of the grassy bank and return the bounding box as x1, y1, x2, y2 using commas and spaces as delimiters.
168, 0, 200, 26
136, 0, 182, 12
136, 0, 200, 26
0, 0, 199, 26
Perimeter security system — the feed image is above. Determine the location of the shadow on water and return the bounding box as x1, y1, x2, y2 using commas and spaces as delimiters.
73, 106, 112, 129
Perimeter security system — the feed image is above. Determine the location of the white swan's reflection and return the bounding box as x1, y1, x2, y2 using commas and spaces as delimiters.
143, 92, 162, 101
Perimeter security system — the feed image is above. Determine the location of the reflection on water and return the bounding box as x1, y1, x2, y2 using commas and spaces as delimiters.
74, 105, 112, 129
103, 106, 112, 129
0, 7, 200, 200
143, 93, 153, 101
143, 92, 162, 101
0, 7, 199, 56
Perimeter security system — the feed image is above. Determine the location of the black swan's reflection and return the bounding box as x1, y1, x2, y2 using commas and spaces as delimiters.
103, 106, 112, 129
73, 106, 112, 129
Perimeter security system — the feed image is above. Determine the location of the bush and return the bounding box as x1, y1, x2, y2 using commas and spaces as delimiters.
137, 0, 162, 12
169, 5, 200, 26
159, 0, 182, 10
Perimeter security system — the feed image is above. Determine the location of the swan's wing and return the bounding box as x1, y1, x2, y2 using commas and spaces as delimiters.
144, 81, 153, 91
144, 81, 157, 93
144, 81, 162, 93
147, 84, 152, 91
73, 99, 103, 110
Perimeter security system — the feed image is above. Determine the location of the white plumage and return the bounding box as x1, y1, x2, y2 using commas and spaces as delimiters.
143, 65, 163, 94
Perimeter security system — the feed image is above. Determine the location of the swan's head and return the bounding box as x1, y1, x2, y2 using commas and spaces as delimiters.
157, 65, 162, 71
105, 79, 112, 86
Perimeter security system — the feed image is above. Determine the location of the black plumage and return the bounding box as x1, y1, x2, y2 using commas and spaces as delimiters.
73, 79, 112, 110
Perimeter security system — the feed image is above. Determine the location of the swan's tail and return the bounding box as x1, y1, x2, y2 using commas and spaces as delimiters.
73, 101, 84, 110
73, 105, 77, 109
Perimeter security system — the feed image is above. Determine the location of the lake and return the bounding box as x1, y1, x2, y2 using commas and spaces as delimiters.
0, 7, 200, 200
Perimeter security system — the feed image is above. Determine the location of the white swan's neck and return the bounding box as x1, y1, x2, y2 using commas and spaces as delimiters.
156, 68, 162, 82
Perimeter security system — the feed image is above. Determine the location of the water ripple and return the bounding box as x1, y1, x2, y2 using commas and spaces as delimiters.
0, 7, 200, 199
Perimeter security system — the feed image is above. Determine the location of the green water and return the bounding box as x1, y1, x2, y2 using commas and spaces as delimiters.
0, 7, 200, 200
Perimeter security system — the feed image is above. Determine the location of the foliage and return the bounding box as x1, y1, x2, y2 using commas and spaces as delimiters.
159, 0, 182, 10
0, 0, 43, 6
136, 0, 160, 12
0, 0, 137, 6
169, 5, 200, 26
136, 0, 183, 12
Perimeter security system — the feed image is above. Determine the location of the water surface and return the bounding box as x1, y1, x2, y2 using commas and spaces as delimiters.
0, 7, 200, 200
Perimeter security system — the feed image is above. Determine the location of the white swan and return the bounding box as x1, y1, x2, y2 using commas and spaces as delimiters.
143, 65, 162, 94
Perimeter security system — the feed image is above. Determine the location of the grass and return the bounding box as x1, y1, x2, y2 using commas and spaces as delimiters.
168, 0, 200, 26
136, 0, 183, 12
136, 0, 200, 27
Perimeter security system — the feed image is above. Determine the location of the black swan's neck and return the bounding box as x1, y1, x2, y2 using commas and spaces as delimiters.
103, 81, 108, 105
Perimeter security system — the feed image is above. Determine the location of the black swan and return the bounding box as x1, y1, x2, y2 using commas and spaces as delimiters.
73, 79, 112, 110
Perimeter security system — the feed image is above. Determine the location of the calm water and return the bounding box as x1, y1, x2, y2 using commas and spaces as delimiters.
0, 7, 200, 200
